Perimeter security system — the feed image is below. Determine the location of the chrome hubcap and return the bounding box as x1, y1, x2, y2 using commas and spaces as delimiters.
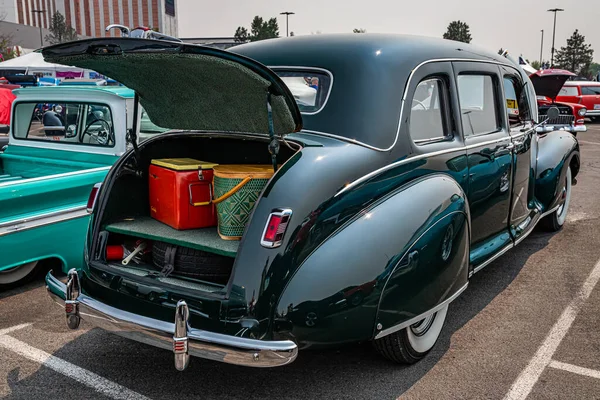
410, 313, 437, 337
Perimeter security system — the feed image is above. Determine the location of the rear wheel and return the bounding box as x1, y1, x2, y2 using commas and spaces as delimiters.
373, 304, 448, 364
0, 261, 39, 287
541, 167, 572, 232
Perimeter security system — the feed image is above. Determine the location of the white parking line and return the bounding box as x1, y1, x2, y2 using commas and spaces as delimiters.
503, 257, 600, 400
0, 323, 32, 336
549, 360, 600, 380
0, 328, 150, 400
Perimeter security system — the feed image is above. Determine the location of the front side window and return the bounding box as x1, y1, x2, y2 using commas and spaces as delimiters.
559, 86, 579, 96
457, 74, 499, 136
581, 86, 600, 95
503, 76, 531, 128
14, 102, 115, 147
409, 78, 450, 143
275, 70, 331, 114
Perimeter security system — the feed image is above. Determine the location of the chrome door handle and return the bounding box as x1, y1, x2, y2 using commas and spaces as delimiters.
506, 143, 515, 151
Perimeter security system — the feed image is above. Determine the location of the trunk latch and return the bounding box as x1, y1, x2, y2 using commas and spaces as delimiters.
173, 300, 190, 371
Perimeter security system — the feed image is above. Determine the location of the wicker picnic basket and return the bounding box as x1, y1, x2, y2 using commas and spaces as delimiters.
212, 165, 275, 240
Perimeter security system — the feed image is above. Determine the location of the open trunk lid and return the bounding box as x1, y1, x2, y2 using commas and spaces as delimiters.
529, 69, 576, 101
41, 38, 302, 136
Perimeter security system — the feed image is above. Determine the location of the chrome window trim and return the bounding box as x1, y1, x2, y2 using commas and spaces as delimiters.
0, 166, 111, 188
375, 282, 468, 339
0, 205, 88, 237
297, 58, 516, 152
270, 66, 334, 116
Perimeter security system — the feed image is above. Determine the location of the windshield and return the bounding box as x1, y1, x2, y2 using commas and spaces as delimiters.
275, 70, 331, 114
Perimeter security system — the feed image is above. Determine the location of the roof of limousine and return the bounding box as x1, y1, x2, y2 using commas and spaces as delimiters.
231, 34, 517, 150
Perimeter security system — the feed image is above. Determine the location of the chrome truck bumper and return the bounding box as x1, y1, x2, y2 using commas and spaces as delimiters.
536, 124, 587, 133
46, 270, 298, 370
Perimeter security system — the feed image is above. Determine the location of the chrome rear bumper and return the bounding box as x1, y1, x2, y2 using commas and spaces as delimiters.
46, 270, 298, 369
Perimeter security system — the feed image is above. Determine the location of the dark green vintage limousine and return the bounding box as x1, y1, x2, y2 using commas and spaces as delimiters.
44, 33, 579, 370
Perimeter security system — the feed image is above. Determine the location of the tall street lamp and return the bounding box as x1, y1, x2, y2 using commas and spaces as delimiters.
539, 29, 544, 67
547, 8, 564, 67
280, 12, 295, 37
31, 9, 46, 47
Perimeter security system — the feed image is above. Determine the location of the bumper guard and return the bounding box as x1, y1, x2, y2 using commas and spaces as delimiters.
46, 270, 298, 370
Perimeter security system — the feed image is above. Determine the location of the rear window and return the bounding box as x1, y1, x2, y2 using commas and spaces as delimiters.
13, 101, 115, 147
275, 70, 331, 114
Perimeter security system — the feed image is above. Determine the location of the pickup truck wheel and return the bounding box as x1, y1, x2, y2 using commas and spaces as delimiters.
152, 242, 233, 284
541, 167, 572, 232
0, 261, 38, 286
373, 304, 448, 364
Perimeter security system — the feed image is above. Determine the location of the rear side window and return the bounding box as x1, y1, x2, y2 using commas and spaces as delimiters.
457, 74, 500, 136
581, 86, 600, 95
409, 78, 451, 143
560, 86, 579, 96
13, 102, 115, 147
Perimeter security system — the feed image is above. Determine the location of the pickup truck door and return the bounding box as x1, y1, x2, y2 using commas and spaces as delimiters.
501, 67, 537, 241
452, 62, 513, 268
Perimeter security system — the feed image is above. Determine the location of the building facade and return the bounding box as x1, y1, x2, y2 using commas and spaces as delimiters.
1, 0, 178, 38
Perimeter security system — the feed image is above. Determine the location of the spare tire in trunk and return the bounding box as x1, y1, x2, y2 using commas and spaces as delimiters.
152, 241, 233, 284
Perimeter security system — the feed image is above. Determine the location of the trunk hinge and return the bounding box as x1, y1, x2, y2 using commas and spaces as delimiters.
267, 93, 280, 173
127, 92, 142, 165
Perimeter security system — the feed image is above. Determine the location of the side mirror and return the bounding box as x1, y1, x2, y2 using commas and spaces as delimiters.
65, 124, 77, 138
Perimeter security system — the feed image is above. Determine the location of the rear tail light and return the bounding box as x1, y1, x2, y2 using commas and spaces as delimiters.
87, 183, 102, 213
261, 209, 292, 248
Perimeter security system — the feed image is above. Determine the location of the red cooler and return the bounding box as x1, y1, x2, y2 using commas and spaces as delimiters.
149, 158, 218, 230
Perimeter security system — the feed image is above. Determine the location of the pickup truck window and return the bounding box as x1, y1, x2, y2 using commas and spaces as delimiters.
457, 74, 500, 136
14, 102, 115, 147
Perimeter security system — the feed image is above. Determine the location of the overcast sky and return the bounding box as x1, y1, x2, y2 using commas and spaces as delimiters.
178, 0, 597, 63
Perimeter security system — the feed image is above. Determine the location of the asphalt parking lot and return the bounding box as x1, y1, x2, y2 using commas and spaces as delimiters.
1, 124, 600, 400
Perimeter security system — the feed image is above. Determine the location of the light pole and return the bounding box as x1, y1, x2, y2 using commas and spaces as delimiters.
547, 8, 564, 67
280, 11, 295, 37
539, 29, 544, 67
31, 9, 46, 47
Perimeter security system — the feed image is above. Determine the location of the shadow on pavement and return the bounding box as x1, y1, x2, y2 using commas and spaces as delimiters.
0, 263, 64, 300
2, 230, 556, 400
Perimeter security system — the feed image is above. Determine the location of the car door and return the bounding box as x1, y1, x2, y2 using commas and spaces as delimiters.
452, 62, 513, 268
501, 67, 537, 241
582, 85, 600, 114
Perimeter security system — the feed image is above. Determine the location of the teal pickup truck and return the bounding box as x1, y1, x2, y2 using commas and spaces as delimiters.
0, 85, 166, 286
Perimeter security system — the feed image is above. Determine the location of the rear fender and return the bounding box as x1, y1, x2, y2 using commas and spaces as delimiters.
536, 131, 580, 211
273, 174, 470, 348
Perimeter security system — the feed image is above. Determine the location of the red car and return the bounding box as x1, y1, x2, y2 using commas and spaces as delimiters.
529, 69, 587, 134
556, 80, 600, 122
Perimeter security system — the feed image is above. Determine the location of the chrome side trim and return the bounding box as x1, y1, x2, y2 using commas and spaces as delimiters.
0, 166, 111, 188
335, 135, 512, 197
46, 272, 298, 368
472, 243, 514, 275
270, 66, 334, 116
0, 205, 88, 237
374, 282, 468, 340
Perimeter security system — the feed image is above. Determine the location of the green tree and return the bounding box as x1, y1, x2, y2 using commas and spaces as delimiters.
45, 11, 77, 44
353, 28, 366, 33
530, 60, 542, 70
234, 16, 279, 43
0, 12, 15, 61
443, 20, 472, 44
589, 62, 600, 80
554, 29, 594, 75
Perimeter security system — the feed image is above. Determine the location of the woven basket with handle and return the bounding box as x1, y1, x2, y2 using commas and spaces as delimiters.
213, 165, 274, 240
